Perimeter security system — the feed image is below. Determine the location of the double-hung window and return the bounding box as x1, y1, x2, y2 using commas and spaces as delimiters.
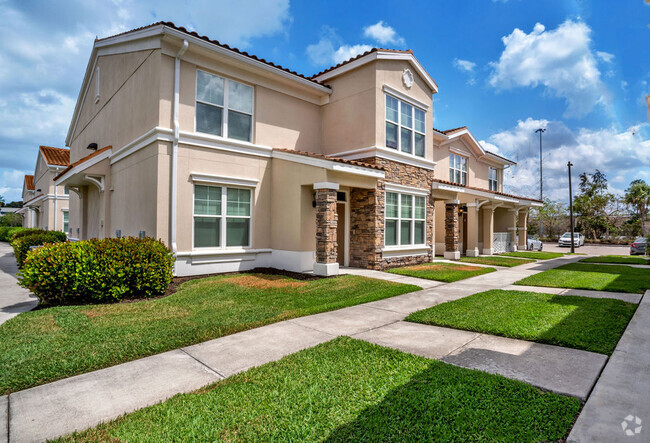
489, 167, 499, 191
196, 70, 253, 142
449, 153, 468, 185
385, 192, 426, 247
194, 184, 252, 248
62, 211, 69, 234
385, 95, 426, 157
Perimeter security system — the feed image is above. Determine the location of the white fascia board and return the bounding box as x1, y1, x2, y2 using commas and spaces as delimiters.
191, 173, 259, 188
55, 148, 112, 185
385, 182, 430, 196
382, 85, 429, 110
335, 146, 436, 171
110, 127, 174, 164
494, 195, 519, 203
65, 47, 98, 146
480, 152, 516, 166
272, 151, 385, 179
179, 131, 273, 158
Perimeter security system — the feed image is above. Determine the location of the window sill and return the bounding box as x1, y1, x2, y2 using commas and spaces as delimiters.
381, 245, 431, 257
177, 248, 271, 257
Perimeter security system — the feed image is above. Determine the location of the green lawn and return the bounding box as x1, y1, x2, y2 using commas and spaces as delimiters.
0, 274, 419, 394
459, 256, 535, 267
62, 338, 580, 442
500, 251, 565, 260
387, 262, 496, 282
580, 255, 649, 265
515, 263, 650, 294
406, 290, 636, 355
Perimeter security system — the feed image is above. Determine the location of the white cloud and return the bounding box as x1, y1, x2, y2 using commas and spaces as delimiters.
596, 51, 615, 63
488, 20, 608, 118
333, 44, 373, 64
363, 21, 405, 46
487, 118, 650, 202
307, 27, 372, 66
453, 59, 476, 72
0, 168, 30, 203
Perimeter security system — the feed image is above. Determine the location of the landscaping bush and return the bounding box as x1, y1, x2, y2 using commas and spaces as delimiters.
9, 228, 45, 243
12, 231, 67, 267
0, 227, 30, 242
19, 237, 174, 305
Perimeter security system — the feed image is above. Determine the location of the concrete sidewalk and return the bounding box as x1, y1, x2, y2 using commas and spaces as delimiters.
0, 242, 37, 326
568, 290, 650, 442
0, 254, 602, 441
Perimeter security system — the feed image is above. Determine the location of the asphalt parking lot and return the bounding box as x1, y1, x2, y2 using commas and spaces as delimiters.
542, 242, 633, 255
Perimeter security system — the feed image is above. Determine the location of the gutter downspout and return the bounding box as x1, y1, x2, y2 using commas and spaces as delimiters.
171, 40, 189, 255
53, 171, 59, 231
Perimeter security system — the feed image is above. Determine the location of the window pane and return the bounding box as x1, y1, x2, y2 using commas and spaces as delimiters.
386, 122, 398, 149
226, 188, 251, 216
414, 221, 425, 244
197, 71, 224, 106
385, 220, 397, 246
196, 103, 223, 136
414, 133, 425, 157
401, 194, 413, 219
400, 127, 412, 153
400, 102, 413, 128
386, 95, 398, 122
415, 196, 426, 219
461, 171, 467, 185
461, 157, 467, 172
194, 185, 221, 216
228, 81, 253, 114
414, 108, 425, 133
400, 220, 412, 245
228, 111, 252, 142
449, 167, 454, 182
386, 192, 399, 218
194, 217, 220, 247
226, 218, 250, 247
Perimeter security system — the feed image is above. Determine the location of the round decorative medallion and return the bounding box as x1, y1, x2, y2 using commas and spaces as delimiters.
402, 68, 414, 89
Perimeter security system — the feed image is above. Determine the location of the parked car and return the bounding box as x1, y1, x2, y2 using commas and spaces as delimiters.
630, 237, 648, 255
558, 232, 585, 248
527, 236, 543, 251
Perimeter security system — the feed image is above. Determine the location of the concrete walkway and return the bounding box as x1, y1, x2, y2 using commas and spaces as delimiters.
568, 290, 650, 442
0, 242, 37, 326
1, 254, 610, 441
503, 284, 643, 304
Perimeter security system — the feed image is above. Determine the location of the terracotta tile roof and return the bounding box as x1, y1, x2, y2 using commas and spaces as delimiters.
432, 178, 542, 203
483, 150, 515, 164
273, 148, 384, 171
440, 126, 468, 135
54, 145, 112, 180
24, 175, 34, 191
311, 48, 414, 78
97, 22, 329, 90
39, 146, 70, 166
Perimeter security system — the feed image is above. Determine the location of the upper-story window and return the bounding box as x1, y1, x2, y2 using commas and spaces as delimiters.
489, 167, 499, 191
385, 95, 426, 158
196, 70, 253, 142
449, 153, 468, 185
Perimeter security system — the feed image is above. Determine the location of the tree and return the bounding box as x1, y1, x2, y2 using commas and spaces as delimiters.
538, 199, 568, 239
572, 169, 613, 240
0, 212, 22, 227
0, 195, 4, 207
625, 179, 650, 236
5, 201, 23, 208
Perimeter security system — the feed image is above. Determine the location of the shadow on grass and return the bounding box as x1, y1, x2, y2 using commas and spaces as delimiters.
324, 360, 579, 442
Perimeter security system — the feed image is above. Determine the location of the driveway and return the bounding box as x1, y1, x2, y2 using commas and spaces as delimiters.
0, 242, 38, 325
543, 242, 632, 255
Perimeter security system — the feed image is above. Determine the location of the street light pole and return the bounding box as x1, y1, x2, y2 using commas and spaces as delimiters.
568, 161, 575, 254
535, 128, 546, 237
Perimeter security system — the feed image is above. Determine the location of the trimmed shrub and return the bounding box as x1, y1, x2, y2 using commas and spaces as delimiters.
19, 237, 174, 305
0, 227, 30, 242
9, 228, 46, 243
12, 231, 67, 267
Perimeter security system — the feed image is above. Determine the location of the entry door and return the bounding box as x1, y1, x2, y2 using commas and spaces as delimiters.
336, 202, 346, 266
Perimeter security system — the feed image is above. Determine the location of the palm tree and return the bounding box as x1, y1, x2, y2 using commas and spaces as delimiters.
625, 180, 650, 236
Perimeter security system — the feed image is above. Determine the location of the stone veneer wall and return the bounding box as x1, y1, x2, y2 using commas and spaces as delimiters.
445, 202, 459, 252
350, 157, 435, 270
314, 188, 337, 264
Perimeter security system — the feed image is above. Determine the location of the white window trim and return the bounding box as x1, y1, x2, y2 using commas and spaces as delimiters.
384, 191, 427, 249
449, 153, 468, 185
385, 93, 426, 158
192, 181, 255, 251
489, 167, 499, 192
195, 69, 255, 143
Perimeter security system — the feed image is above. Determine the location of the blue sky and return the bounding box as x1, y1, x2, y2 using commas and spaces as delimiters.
0, 0, 648, 203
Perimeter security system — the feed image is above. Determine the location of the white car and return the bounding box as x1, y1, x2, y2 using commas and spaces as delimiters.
558, 232, 585, 247
527, 236, 543, 251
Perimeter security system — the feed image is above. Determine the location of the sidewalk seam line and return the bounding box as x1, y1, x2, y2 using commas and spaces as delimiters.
349, 319, 402, 338
178, 348, 226, 379
443, 333, 483, 358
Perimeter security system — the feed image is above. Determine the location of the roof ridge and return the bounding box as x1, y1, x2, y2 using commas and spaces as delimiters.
310, 47, 413, 79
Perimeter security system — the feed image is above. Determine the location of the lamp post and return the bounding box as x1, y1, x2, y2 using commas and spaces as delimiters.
535, 128, 546, 237
568, 161, 575, 254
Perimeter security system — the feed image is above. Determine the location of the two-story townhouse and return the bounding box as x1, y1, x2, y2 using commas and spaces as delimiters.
19, 146, 70, 232
56, 22, 540, 277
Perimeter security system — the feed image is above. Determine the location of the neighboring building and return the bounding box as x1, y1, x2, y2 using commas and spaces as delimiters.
0, 207, 21, 216
20, 146, 70, 232
56, 22, 540, 276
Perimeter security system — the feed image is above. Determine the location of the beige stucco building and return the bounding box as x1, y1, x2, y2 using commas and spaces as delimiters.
19, 146, 70, 232
56, 22, 541, 276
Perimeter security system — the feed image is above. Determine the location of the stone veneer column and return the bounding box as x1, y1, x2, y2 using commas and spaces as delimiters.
444, 200, 460, 260
313, 182, 339, 276
482, 206, 494, 255
465, 202, 480, 257
518, 209, 528, 250
508, 208, 519, 252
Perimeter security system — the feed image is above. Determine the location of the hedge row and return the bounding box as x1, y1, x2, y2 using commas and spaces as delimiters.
19, 237, 174, 305
0, 227, 31, 242
12, 231, 67, 267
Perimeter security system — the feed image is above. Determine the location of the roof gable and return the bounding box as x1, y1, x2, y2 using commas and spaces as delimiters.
24, 175, 34, 191
39, 146, 70, 166
436, 127, 515, 166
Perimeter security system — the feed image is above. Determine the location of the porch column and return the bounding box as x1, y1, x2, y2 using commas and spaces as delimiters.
466, 202, 479, 257
313, 182, 339, 276
508, 208, 519, 252
518, 209, 528, 250
482, 206, 494, 255
444, 200, 460, 260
